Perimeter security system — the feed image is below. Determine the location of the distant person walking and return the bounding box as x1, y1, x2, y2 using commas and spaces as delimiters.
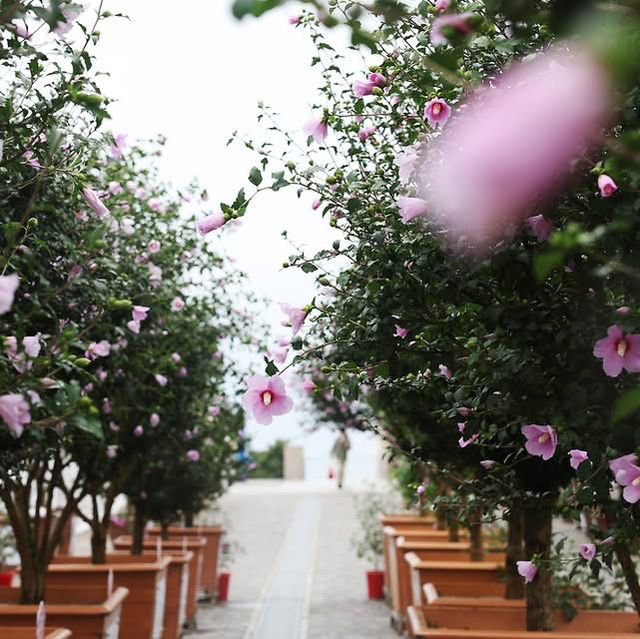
331, 428, 351, 489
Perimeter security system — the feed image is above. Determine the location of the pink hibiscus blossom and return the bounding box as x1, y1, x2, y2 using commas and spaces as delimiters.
171, 297, 185, 311
196, 212, 226, 236
242, 375, 294, 425
396, 196, 428, 224
521, 424, 557, 461
435, 0, 450, 10
458, 433, 479, 448
438, 364, 452, 380
417, 46, 608, 253
0, 394, 31, 437
150, 413, 160, 428
133, 425, 144, 437
154, 374, 168, 386
132, 305, 149, 322
593, 325, 640, 377
54, 7, 81, 36
303, 118, 329, 144
302, 378, 316, 394
480, 460, 496, 469
110, 134, 127, 160
148, 240, 161, 253
613, 462, 640, 503
568, 449, 589, 470
280, 303, 308, 336
397, 150, 419, 184
127, 320, 141, 334
353, 79, 375, 97
431, 13, 476, 45
516, 560, 537, 584
86, 340, 111, 360
208, 406, 220, 417
82, 188, 110, 219
187, 450, 200, 461
0, 274, 19, 315
358, 126, 376, 142
424, 98, 451, 128
526, 215, 553, 242
149, 264, 162, 287
394, 325, 409, 339
579, 544, 596, 560
598, 174, 617, 198
416, 484, 426, 495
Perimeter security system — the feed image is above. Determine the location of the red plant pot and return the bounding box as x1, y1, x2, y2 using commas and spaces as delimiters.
217, 572, 230, 602
0, 571, 13, 587
366, 570, 385, 600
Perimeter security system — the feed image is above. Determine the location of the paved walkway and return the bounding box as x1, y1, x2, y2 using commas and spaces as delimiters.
188, 480, 396, 639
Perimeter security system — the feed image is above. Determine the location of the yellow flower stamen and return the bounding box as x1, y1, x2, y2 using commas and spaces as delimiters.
262, 391, 273, 406
617, 339, 628, 357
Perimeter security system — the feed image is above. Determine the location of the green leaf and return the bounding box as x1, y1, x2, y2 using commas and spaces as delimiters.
611, 388, 640, 423
533, 249, 564, 281
301, 262, 318, 273
232, 0, 285, 19
69, 413, 103, 439
249, 167, 263, 186
264, 358, 279, 376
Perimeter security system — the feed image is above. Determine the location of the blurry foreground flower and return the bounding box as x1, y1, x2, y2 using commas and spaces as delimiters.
0, 394, 31, 437
0, 274, 19, 314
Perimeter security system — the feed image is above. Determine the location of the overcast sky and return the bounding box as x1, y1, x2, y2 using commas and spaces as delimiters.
89, 1, 382, 481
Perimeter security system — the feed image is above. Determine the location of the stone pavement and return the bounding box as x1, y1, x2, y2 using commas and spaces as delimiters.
187, 480, 396, 639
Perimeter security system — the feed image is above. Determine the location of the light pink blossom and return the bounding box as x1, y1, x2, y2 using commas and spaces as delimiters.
424, 98, 451, 128
82, 188, 110, 219
302, 378, 316, 394
0, 394, 31, 437
394, 325, 409, 339
435, 0, 450, 10
288, 16, 300, 25
54, 7, 81, 36
458, 433, 479, 448
127, 320, 141, 334
110, 134, 127, 160
303, 118, 328, 144
106, 445, 117, 459
593, 325, 640, 377
0, 274, 19, 315
396, 196, 427, 224
177, 366, 188, 377
568, 449, 589, 470
416, 485, 426, 495
242, 375, 294, 425
133, 425, 144, 437
521, 424, 557, 461
280, 303, 308, 336
148, 240, 161, 254
353, 79, 375, 97
616, 306, 630, 315
369, 73, 386, 88
150, 413, 160, 428
132, 305, 149, 322
171, 353, 181, 363
108, 181, 123, 196
439, 364, 452, 380
187, 449, 200, 461
86, 340, 111, 360
598, 174, 617, 198
102, 398, 112, 414
149, 264, 162, 287
431, 13, 475, 45
457, 406, 470, 417
612, 461, 640, 504
397, 150, 419, 184
579, 543, 596, 560
358, 126, 376, 142
171, 297, 185, 312
208, 406, 220, 417
516, 560, 537, 584
154, 374, 168, 386
526, 215, 553, 242
196, 212, 226, 236
480, 460, 496, 469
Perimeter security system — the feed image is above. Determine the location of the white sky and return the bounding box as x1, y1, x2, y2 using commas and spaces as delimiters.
90, 1, 382, 481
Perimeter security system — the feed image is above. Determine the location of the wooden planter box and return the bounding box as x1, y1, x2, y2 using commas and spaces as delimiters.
146, 526, 223, 598
0, 585, 128, 638
405, 552, 505, 607
407, 602, 640, 638
382, 514, 437, 528
112, 536, 205, 628
48, 555, 170, 639
0, 627, 72, 638
390, 538, 504, 630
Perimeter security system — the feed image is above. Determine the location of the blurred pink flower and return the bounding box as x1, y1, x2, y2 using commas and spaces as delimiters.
397, 150, 419, 184
458, 433, 479, 448
302, 378, 316, 394
171, 297, 185, 311
480, 460, 496, 469
568, 449, 589, 470
242, 375, 294, 425
593, 325, 640, 377
132, 305, 149, 321
438, 364, 452, 379
150, 413, 160, 428
288, 16, 300, 25
369, 73, 386, 88
196, 212, 226, 236
418, 46, 608, 252
416, 485, 426, 495
311, 199, 321, 210
457, 406, 470, 417
171, 353, 182, 363
86, 340, 111, 359
280, 303, 308, 335
579, 543, 596, 560
526, 215, 553, 242
0, 394, 30, 437
134, 425, 144, 437
435, 0, 450, 10
394, 325, 409, 339
611, 459, 640, 504
396, 196, 427, 224
127, 320, 141, 334
177, 366, 188, 377
521, 424, 557, 460
358, 126, 376, 142
54, 7, 81, 36
149, 264, 162, 287
609, 453, 639, 485
148, 240, 161, 254
154, 374, 168, 386
431, 13, 475, 45
598, 174, 617, 198
106, 445, 117, 459
304, 118, 328, 144
424, 98, 451, 128
187, 449, 200, 461
108, 181, 123, 195
616, 306, 630, 315
102, 398, 112, 414
110, 134, 127, 160
0, 274, 19, 315
517, 560, 537, 583
353, 79, 375, 97
208, 406, 220, 417
83, 188, 110, 219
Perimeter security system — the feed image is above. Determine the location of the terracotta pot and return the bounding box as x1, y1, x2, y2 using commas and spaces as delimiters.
366, 570, 385, 600
407, 601, 640, 638
0, 627, 72, 638
108, 519, 131, 542
0, 585, 128, 638
147, 525, 223, 598
0, 571, 14, 586
48, 554, 170, 639
217, 572, 230, 602
390, 537, 504, 628
112, 535, 206, 629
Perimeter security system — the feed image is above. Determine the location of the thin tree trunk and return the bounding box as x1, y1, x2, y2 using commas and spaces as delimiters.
505, 503, 525, 599
469, 506, 484, 561
131, 505, 146, 555
523, 503, 554, 631
605, 512, 640, 618
184, 511, 194, 528
448, 508, 460, 542
91, 526, 107, 564
161, 520, 169, 541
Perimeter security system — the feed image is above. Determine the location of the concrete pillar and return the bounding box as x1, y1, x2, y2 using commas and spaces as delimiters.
283, 446, 305, 480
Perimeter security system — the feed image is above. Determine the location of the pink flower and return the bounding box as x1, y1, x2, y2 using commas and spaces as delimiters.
526, 215, 553, 242
568, 449, 589, 470
457, 407, 470, 417
177, 366, 188, 377
132, 305, 149, 322
110, 134, 127, 160
68, 265, 83, 282
288, 16, 300, 25
598, 174, 617, 198
521, 424, 557, 460
0, 274, 19, 315
154, 374, 168, 386
106, 445, 117, 459
304, 118, 329, 144
171, 297, 185, 311
593, 325, 640, 377
311, 199, 321, 211
480, 460, 496, 469
54, 7, 81, 36
242, 375, 294, 425
613, 461, 640, 503
23, 150, 41, 169
424, 98, 451, 128
86, 340, 111, 360
609, 453, 639, 486
170, 353, 181, 364
149, 264, 162, 287
134, 425, 144, 437
150, 413, 160, 428
396, 196, 427, 224
187, 449, 200, 461
302, 378, 316, 393
435, 0, 450, 10
0, 394, 31, 437
82, 188, 110, 219
358, 126, 376, 142
458, 422, 466, 433
196, 212, 226, 236
579, 543, 596, 560
616, 306, 630, 315
208, 406, 220, 417
353, 79, 375, 97
458, 433, 479, 448
148, 240, 161, 254
431, 13, 475, 45
22, 335, 40, 358
417, 47, 608, 252
397, 150, 419, 184
416, 485, 426, 495
108, 181, 123, 196
394, 325, 409, 339
280, 303, 308, 336
439, 364, 452, 380
102, 398, 112, 414
127, 320, 141, 334
369, 73, 386, 88
516, 560, 537, 584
